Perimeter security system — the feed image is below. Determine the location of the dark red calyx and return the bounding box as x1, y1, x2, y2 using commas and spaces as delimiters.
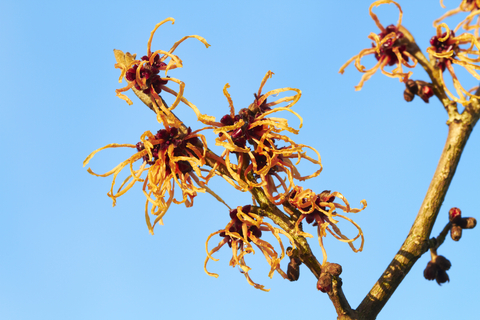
374, 25, 408, 65
316, 190, 335, 206
434, 256, 451, 271
177, 161, 192, 174
423, 261, 438, 281
229, 208, 238, 220
242, 205, 252, 213
126, 65, 138, 81
249, 225, 262, 238
436, 269, 450, 285
136, 142, 145, 152
305, 214, 316, 224
220, 114, 234, 126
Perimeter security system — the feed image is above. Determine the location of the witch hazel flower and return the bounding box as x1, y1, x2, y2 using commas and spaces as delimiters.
203, 71, 322, 205
83, 113, 210, 234
113, 18, 211, 126
427, 23, 480, 104
204, 205, 296, 291
339, 0, 417, 90
285, 186, 367, 266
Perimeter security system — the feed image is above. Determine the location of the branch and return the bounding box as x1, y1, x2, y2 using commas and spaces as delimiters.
354, 27, 480, 318
329, 277, 357, 320
122, 53, 328, 283
356, 94, 480, 320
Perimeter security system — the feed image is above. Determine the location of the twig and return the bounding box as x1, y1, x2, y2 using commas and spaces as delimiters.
427, 222, 452, 250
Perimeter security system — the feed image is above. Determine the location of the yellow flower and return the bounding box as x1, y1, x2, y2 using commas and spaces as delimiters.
204, 71, 322, 205
285, 186, 367, 266
204, 205, 296, 291
339, 0, 416, 90
83, 118, 209, 235
113, 18, 212, 127
427, 23, 480, 104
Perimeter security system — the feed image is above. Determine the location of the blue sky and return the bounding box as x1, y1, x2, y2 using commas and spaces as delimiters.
1, 1, 479, 319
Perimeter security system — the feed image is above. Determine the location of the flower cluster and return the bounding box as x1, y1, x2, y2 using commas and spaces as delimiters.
285, 186, 366, 266
86, 18, 368, 292
339, 0, 416, 90
427, 23, 480, 104
202, 71, 322, 205
84, 20, 213, 234
204, 205, 295, 291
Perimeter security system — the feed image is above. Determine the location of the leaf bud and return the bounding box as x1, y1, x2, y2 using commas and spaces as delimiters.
459, 217, 476, 229
324, 263, 343, 276
405, 79, 418, 94
286, 247, 301, 281
287, 259, 301, 281
404, 88, 415, 102
450, 224, 462, 241
317, 273, 332, 293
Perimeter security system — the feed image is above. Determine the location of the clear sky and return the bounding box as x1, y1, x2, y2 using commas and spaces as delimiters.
1, 0, 479, 319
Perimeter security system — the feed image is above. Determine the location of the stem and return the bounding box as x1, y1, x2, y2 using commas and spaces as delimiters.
250, 189, 323, 278
329, 278, 358, 320
356, 109, 478, 319
428, 221, 452, 251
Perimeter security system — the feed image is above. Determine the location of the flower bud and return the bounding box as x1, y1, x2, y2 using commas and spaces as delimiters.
404, 88, 415, 102
405, 79, 418, 94
449, 207, 462, 222
424, 261, 438, 281
420, 86, 434, 102
459, 217, 476, 229
287, 259, 301, 281
434, 255, 451, 271
416, 81, 434, 103
241, 205, 252, 213
317, 273, 332, 293
450, 224, 462, 241
324, 263, 343, 276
